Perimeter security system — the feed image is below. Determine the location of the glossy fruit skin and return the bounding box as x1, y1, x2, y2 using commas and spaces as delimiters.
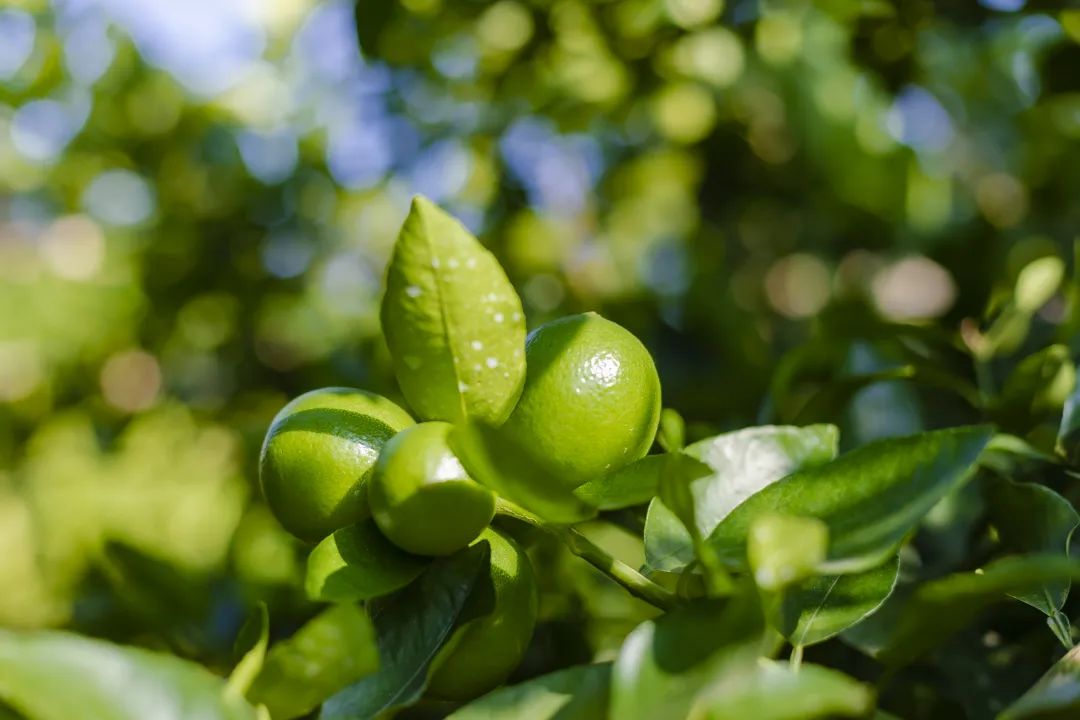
259, 387, 415, 542
426, 527, 538, 701
368, 421, 495, 556
503, 312, 662, 489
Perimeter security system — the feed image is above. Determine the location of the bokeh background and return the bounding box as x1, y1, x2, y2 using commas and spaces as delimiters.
2, 0, 1079, 683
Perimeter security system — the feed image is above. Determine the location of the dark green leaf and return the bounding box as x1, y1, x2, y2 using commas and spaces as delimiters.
305, 519, 429, 603
450, 420, 597, 524
707, 426, 994, 574
689, 660, 875, 720
1058, 368, 1080, 467
878, 555, 1080, 668
773, 555, 900, 647
320, 543, 489, 720
228, 603, 269, 698
573, 455, 665, 510
248, 605, 378, 720
1000, 644, 1080, 720
0, 630, 257, 720
381, 196, 527, 425
983, 474, 1080, 614
609, 591, 765, 720
658, 408, 686, 452
447, 664, 611, 720
645, 425, 838, 572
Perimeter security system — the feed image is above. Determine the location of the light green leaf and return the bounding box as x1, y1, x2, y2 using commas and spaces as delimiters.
447, 664, 611, 720
610, 592, 765, 720
573, 455, 665, 510
381, 196, 526, 424
689, 660, 875, 720
707, 426, 994, 574
1000, 643, 1080, 720
451, 420, 597, 524
645, 425, 838, 572
983, 474, 1080, 615
747, 514, 828, 592
0, 630, 257, 720
320, 543, 489, 720
1015, 256, 1065, 314
305, 519, 429, 603
247, 605, 377, 720
878, 554, 1080, 668
658, 409, 686, 452
774, 556, 900, 647
227, 603, 269, 699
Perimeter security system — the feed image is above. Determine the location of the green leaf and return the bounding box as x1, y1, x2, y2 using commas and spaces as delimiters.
747, 514, 828, 593
658, 408, 686, 452
381, 196, 526, 425
0, 630, 258, 720
447, 664, 611, 720
983, 474, 1080, 615
320, 543, 489, 720
1058, 368, 1080, 467
995, 345, 1076, 425
877, 554, 1080, 668
573, 455, 665, 510
610, 592, 765, 720
1015, 256, 1065, 314
707, 426, 994, 574
645, 425, 839, 572
305, 519, 429, 603
773, 555, 900, 647
689, 660, 875, 720
227, 603, 269, 698
1000, 643, 1080, 720
657, 453, 731, 593
247, 605, 378, 720
450, 420, 597, 524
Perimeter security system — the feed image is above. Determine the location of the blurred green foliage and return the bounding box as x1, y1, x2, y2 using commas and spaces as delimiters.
1, 0, 1080, 696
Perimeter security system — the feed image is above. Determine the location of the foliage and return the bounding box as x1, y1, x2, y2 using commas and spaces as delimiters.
3, 1, 1080, 719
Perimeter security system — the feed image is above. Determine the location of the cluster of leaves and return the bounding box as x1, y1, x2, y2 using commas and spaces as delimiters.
7, 199, 1080, 720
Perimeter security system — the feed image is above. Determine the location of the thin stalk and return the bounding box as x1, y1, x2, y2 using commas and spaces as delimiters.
789, 644, 804, 671
1049, 610, 1073, 650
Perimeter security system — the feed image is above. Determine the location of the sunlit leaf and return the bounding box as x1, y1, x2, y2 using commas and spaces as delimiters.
447, 663, 611, 720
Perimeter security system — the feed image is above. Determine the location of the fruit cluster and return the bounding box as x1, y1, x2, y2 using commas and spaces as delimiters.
259, 197, 662, 701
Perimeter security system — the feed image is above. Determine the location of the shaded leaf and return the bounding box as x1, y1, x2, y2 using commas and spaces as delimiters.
447, 664, 611, 720
381, 196, 526, 425
878, 555, 1080, 668
1058, 368, 1080, 467
320, 543, 489, 720
305, 519, 429, 603
1000, 643, 1080, 720
0, 630, 257, 720
451, 420, 597, 524
228, 603, 269, 699
248, 605, 378, 720
983, 474, 1080, 615
610, 592, 765, 720
645, 425, 838, 572
573, 455, 665, 510
689, 660, 875, 720
707, 426, 994, 574
774, 556, 900, 648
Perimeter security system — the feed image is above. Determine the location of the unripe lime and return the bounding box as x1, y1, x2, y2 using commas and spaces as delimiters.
426, 527, 538, 701
368, 422, 495, 556
259, 387, 414, 542
503, 312, 662, 489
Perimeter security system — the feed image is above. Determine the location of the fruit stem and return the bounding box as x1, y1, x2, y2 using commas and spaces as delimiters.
551, 526, 679, 612
494, 497, 678, 611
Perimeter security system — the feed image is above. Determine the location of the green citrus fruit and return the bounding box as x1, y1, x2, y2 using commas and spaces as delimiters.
426, 527, 538, 701
259, 387, 415, 542
503, 312, 662, 489
368, 421, 495, 556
